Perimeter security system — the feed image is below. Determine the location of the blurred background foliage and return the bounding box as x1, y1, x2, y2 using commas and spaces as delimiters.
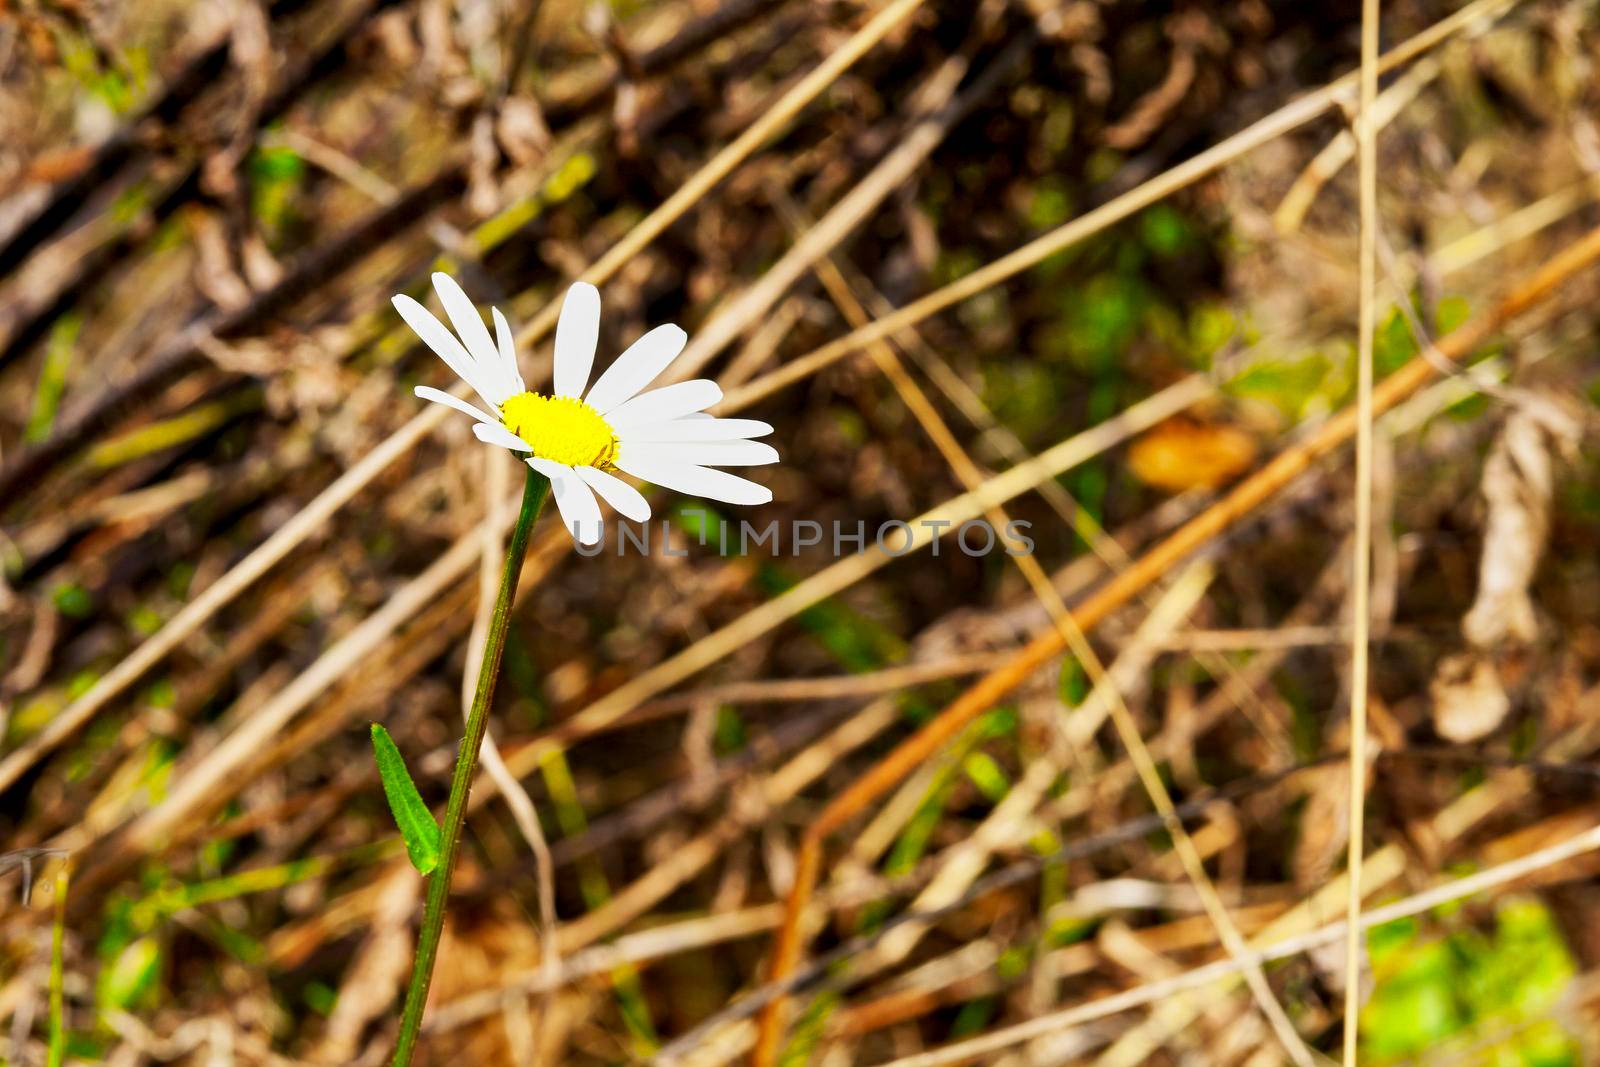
1, 0, 1600, 1064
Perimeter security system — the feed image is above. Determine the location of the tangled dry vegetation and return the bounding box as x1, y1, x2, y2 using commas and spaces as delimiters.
3, 0, 1600, 1063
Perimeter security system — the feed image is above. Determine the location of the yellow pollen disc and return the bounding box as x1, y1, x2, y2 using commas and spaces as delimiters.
500, 392, 619, 469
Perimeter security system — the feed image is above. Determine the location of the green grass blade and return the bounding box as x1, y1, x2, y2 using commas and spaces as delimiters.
370, 724, 441, 875
48, 865, 68, 1067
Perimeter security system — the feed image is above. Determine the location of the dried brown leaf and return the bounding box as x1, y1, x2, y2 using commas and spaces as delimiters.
1430, 650, 1511, 743
1462, 399, 1580, 648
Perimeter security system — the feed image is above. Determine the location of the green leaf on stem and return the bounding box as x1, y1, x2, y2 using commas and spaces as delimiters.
370, 724, 441, 874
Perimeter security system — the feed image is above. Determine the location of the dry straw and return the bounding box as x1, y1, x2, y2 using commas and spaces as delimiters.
751, 222, 1600, 1062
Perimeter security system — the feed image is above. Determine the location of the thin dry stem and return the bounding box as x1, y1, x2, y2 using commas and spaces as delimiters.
6, 0, 1510, 820
514, 0, 931, 351
875, 816, 1600, 1067
774, 200, 1314, 1066
0, 0, 930, 796
668, 45, 985, 382
753, 221, 1600, 1061
504, 371, 1218, 781
716, 0, 1518, 415
1342, 0, 1381, 1060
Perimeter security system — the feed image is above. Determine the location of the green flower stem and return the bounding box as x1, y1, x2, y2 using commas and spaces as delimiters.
392, 467, 550, 1066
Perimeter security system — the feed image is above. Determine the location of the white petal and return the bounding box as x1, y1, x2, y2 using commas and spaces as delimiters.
605, 379, 722, 430
584, 323, 688, 413
616, 450, 772, 506
526, 456, 567, 481
433, 273, 500, 368
395, 295, 501, 408
414, 386, 499, 426
554, 282, 601, 400
492, 307, 526, 396
473, 421, 532, 451
623, 418, 773, 443
529, 459, 604, 544
638, 441, 779, 466
575, 466, 651, 523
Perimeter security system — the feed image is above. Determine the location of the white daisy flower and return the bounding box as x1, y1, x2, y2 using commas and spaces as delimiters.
395, 273, 778, 545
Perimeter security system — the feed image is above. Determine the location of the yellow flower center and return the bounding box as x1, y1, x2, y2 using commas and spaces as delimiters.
500, 392, 619, 469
